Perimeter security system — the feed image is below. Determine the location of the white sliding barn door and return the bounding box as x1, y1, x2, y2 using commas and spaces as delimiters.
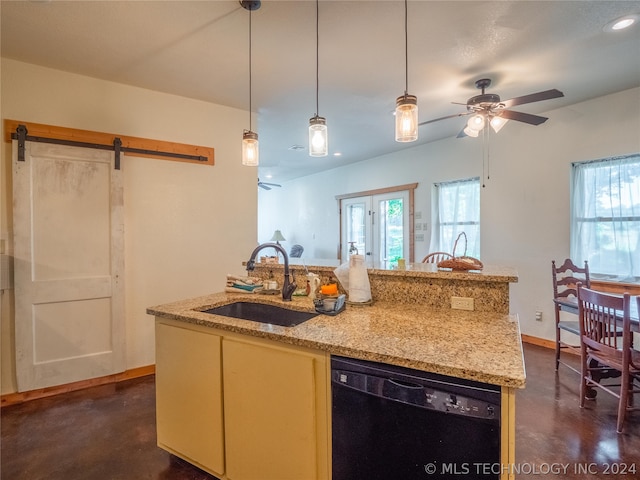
12, 141, 125, 392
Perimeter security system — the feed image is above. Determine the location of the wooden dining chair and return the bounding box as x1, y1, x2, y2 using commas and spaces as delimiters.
422, 252, 452, 264
577, 283, 640, 433
552, 259, 590, 372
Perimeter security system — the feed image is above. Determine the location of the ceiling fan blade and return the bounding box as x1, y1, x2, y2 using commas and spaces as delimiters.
501, 89, 564, 108
419, 111, 472, 126
258, 183, 271, 190
500, 109, 549, 125
262, 182, 281, 187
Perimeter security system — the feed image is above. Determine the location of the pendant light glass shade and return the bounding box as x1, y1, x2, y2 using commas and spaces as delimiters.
309, 115, 328, 157
395, 94, 418, 142
242, 130, 259, 166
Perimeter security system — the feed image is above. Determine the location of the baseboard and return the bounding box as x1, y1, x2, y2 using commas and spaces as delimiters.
520, 334, 581, 357
521, 334, 555, 349
0, 365, 155, 408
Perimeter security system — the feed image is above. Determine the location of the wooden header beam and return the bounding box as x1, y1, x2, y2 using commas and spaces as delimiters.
4, 119, 214, 166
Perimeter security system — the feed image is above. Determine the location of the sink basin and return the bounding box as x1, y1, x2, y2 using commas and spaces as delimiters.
202, 301, 318, 327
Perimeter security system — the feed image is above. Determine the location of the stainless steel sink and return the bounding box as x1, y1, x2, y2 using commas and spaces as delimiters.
202, 301, 318, 327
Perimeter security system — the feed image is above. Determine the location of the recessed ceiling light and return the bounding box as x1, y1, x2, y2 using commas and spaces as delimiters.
288, 144, 305, 151
333, 152, 342, 157
604, 14, 638, 32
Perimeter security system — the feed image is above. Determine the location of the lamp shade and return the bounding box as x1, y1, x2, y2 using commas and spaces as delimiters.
463, 125, 480, 137
309, 116, 328, 157
489, 115, 508, 133
270, 230, 286, 242
467, 114, 485, 132
395, 94, 418, 142
242, 130, 259, 166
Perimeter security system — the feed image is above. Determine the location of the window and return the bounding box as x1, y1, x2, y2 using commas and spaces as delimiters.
431, 178, 480, 258
571, 154, 640, 282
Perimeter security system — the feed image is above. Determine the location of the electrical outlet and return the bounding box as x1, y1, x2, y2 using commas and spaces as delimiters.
535, 311, 543, 321
451, 296, 474, 311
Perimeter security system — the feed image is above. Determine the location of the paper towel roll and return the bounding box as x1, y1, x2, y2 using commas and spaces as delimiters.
348, 254, 372, 303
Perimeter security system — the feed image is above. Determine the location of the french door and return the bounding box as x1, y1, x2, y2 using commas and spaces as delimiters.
341, 191, 410, 268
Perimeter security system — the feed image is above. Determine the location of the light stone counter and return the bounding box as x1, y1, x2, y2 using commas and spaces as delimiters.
251, 262, 518, 313
148, 291, 525, 388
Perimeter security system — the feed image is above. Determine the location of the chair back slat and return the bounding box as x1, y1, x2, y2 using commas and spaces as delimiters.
577, 283, 630, 361
552, 259, 590, 300
422, 252, 453, 264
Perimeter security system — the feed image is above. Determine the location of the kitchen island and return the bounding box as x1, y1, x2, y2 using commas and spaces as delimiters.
148, 264, 524, 480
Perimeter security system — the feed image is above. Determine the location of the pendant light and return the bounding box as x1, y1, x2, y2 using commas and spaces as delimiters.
395, 0, 418, 142
309, 0, 328, 157
241, 1, 261, 166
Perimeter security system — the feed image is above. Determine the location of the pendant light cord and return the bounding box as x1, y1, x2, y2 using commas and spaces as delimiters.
315, 0, 320, 116
404, 0, 408, 96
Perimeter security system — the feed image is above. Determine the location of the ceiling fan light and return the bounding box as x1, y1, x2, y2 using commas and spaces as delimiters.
395, 94, 418, 142
467, 113, 485, 132
309, 115, 328, 157
489, 115, 508, 133
463, 125, 480, 137
242, 130, 259, 166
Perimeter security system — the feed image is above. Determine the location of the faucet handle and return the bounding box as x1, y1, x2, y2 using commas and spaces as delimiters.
282, 279, 297, 301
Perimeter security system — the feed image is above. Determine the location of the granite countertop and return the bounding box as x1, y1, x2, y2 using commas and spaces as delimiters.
253, 260, 519, 284
148, 292, 525, 388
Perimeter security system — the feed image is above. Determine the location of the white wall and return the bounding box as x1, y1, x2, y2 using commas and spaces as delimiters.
1, 59, 257, 394
259, 87, 640, 341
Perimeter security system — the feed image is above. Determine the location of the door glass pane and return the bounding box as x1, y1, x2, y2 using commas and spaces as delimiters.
378, 197, 404, 269
346, 203, 366, 257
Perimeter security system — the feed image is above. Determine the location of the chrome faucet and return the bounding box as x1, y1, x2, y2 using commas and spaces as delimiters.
246, 243, 297, 301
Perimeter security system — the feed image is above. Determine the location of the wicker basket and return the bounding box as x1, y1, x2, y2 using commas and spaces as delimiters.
437, 232, 484, 271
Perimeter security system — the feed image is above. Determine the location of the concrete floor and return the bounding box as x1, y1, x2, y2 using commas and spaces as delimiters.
1, 344, 638, 480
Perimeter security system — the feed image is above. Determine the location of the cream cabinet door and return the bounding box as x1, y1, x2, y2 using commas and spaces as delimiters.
155, 321, 225, 477
223, 337, 330, 480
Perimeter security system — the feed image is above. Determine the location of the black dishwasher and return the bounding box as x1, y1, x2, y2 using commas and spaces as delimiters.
331, 356, 501, 480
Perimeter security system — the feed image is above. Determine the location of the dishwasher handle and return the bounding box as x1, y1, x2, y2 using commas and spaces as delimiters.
332, 369, 426, 407
383, 378, 426, 406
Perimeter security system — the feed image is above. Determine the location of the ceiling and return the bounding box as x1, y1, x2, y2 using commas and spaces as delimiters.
2, 1, 639, 183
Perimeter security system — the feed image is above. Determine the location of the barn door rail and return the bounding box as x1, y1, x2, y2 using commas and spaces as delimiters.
6, 120, 215, 169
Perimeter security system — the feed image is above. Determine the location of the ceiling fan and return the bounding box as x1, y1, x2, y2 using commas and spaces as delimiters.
419, 78, 564, 137
258, 178, 281, 190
